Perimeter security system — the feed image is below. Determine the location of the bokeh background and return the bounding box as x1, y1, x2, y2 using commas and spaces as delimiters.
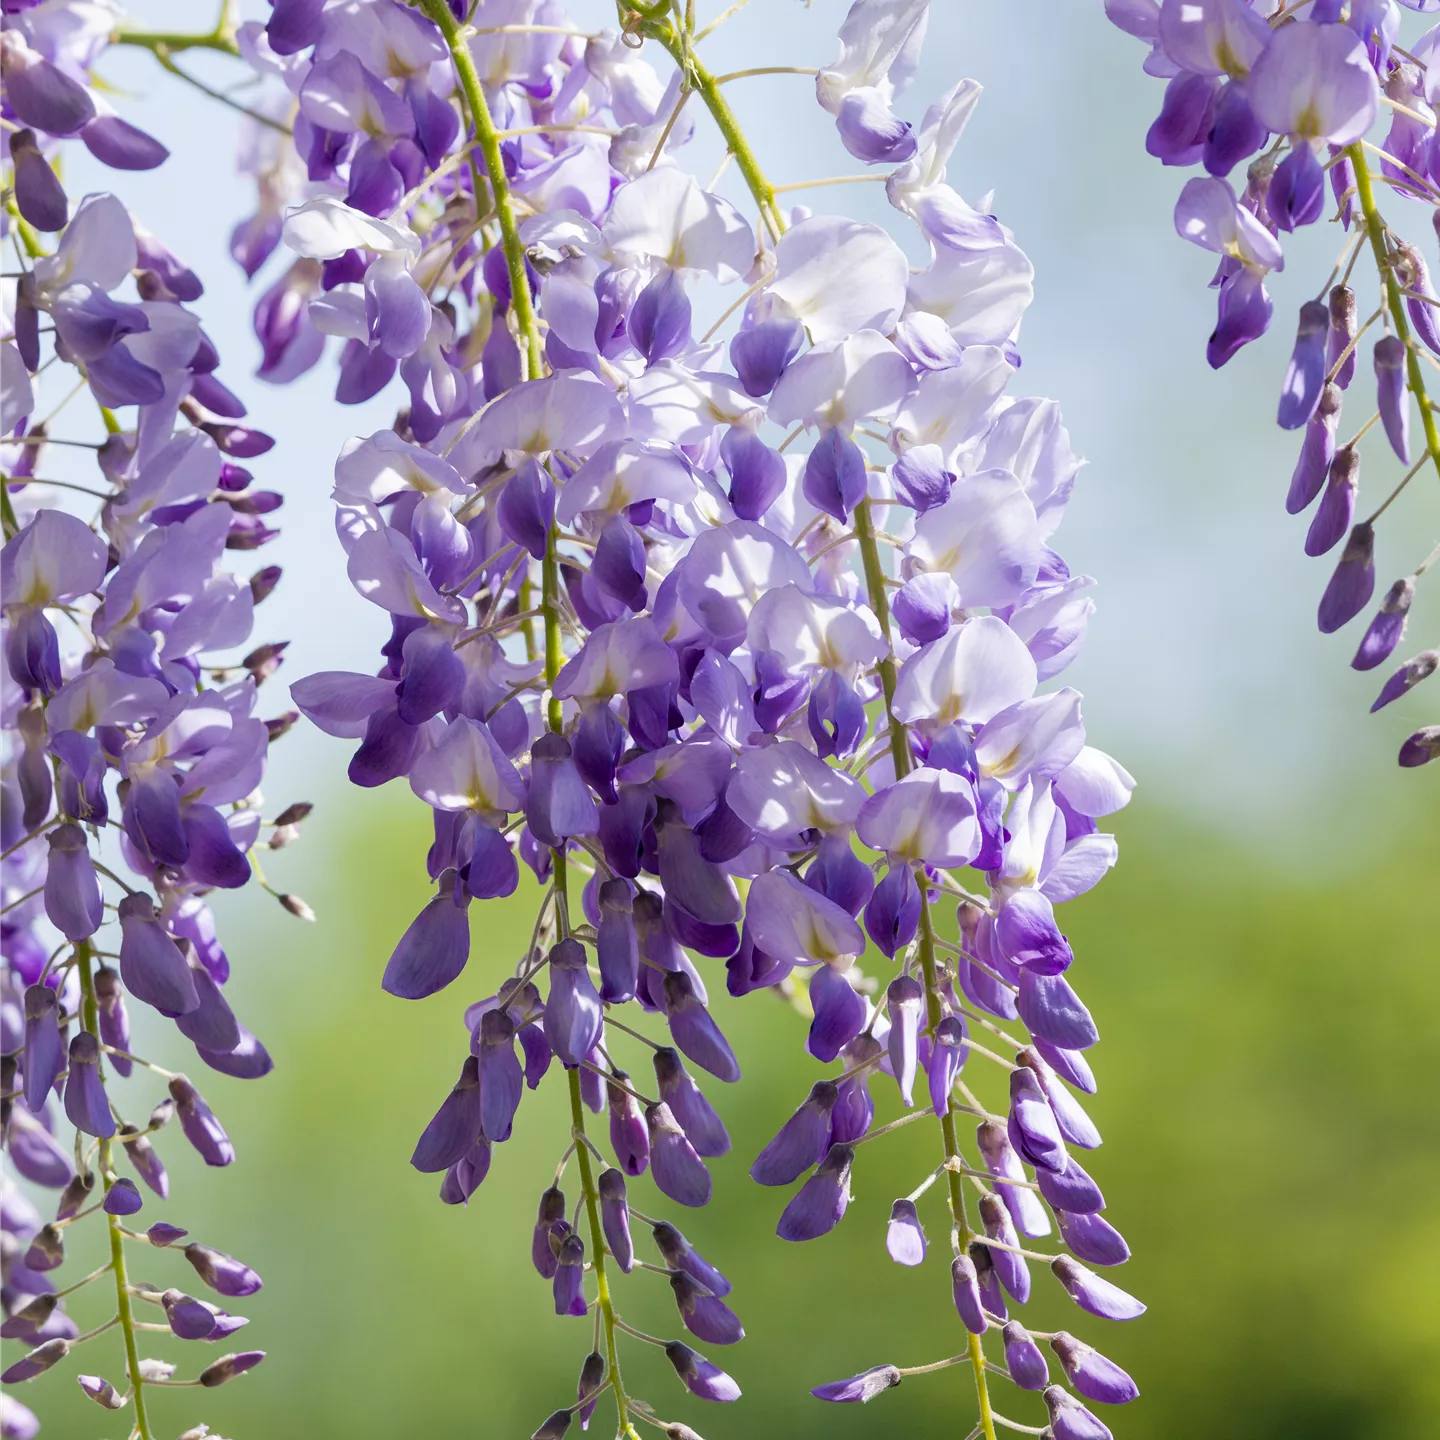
13, 2, 1440, 1437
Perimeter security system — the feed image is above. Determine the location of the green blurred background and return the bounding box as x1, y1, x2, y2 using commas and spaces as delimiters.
13, 1, 1440, 1437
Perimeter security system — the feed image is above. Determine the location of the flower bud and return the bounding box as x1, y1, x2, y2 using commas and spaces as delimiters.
101, 1178, 143, 1216
810, 1363, 902, 1403
577, 1349, 606, 1429
64, 1031, 114, 1139
885, 1198, 927, 1266
1051, 1255, 1146, 1321
776, 1141, 853, 1242
43, 824, 102, 942
1050, 1331, 1139, 1405
184, 1243, 263, 1298
1317, 523, 1375, 634
597, 1167, 634, 1273
77, 1373, 125, 1409
606, 1072, 649, 1176
646, 1101, 712, 1207
750, 1081, 837, 1187
663, 1341, 741, 1403
1002, 1322, 1049, 1390
1043, 1383, 1114, 1440
198, 1350, 266, 1387
553, 1232, 587, 1317
670, 1269, 744, 1345
21, 985, 64, 1114
1398, 725, 1440, 767
168, 1074, 235, 1167
950, 1253, 987, 1334
1, 1338, 69, 1384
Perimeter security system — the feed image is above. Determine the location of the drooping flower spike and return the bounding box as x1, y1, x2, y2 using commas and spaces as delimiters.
1108, 0, 1440, 766
0, 5, 319, 1432
9, 0, 1143, 1435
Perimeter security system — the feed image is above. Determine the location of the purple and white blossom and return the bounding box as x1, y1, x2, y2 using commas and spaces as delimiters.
1109, 0, 1440, 766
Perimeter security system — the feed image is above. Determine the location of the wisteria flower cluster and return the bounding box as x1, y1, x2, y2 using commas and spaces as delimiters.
1, 6, 311, 1437
1108, 0, 1440, 769
66, 1, 1157, 1438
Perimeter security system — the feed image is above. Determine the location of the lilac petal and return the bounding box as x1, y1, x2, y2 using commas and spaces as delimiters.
532, 1187, 566, 1278
979, 1192, 1031, 1302
118, 893, 199, 1017
184, 1242, 262, 1298
806, 963, 867, 1063
1304, 445, 1359, 557
101, 1178, 143, 1217
1327, 285, 1358, 390
410, 1056, 481, 1172
950, 1253, 988, 1334
1399, 726, 1440, 766
64, 1032, 115, 1139
776, 1142, 853, 1241
1016, 968, 1099, 1050
382, 890, 471, 999
170, 1075, 235, 1167
1037, 1154, 1106, 1215
1278, 300, 1329, 428
811, 1364, 902, 1403
928, 1013, 968, 1117
478, 1010, 523, 1143
22, 985, 65, 1113
647, 1102, 712, 1206
751, 1081, 837, 1186
1052, 1332, 1139, 1405
553, 1233, 588, 1317
1374, 335, 1411, 461
1317, 523, 1376, 633
659, 967, 737, 1082
671, 1271, 744, 1345
885, 976, 924, 1105
1044, 1385, 1115, 1440
1372, 650, 1438, 713
9, 130, 67, 231
652, 1221, 732, 1298
1003, 1322, 1050, 1390
598, 1167, 634, 1272
1052, 1256, 1146, 1321
80, 116, 169, 170
664, 1341, 741, 1403
1352, 577, 1414, 670
885, 1198, 927, 1266
1287, 382, 1340, 514
653, 1047, 730, 1156
1057, 1209, 1131, 1267
543, 939, 603, 1068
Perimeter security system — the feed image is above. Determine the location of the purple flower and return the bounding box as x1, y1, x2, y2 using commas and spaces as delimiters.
1051, 1331, 1140, 1404
647, 1102, 712, 1207
885, 1198, 927, 1266
1051, 1256, 1146, 1322
664, 1341, 741, 1403
811, 1363, 903, 1403
777, 1142, 854, 1241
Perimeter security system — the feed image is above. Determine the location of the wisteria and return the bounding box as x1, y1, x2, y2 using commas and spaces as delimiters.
29, 2, 1155, 1438
1107, 0, 1440, 770
1, 5, 310, 1437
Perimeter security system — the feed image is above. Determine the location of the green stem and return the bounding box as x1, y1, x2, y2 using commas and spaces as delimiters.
638, 13, 785, 240
421, 0, 545, 382
919, 896, 997, 1440
852, 499, 910, 779
644, 4, 996, 1425
1347, 143, 1440, 491
76, 942, 153, 1440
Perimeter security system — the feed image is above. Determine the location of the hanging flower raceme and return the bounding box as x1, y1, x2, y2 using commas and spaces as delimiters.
1107, 0, 1440, 768
150, 0, 1144, 1435
2, 15, 309, 1431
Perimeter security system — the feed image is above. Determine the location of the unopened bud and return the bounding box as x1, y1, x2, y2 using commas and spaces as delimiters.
198, 1349, 266, 1387
249, 564, 282, 604
530, 1410, 572, 1440
265, 710, 299, 741
1, 1337, 69, 1383
272, 802, 313, 827
242, 641, 288, 683
278, 893, 315, 922
77, 1373, 126, 1409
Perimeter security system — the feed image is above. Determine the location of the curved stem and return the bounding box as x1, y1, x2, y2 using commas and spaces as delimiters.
421, 0, 544, 382
1347, 143, 1440, 491
641, 5, 999, 1427
77, 941, 153, 1440
638, 13, 786, 240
